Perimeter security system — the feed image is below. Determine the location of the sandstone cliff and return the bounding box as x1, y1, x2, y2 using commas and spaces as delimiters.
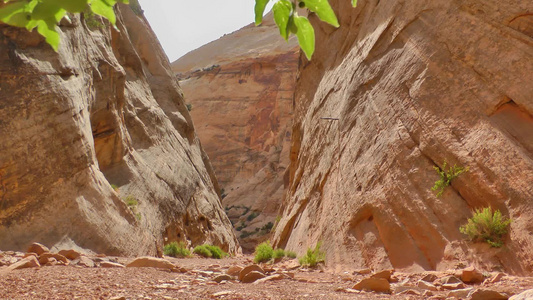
272, 0, 533, 275
0, 4, 239, 255
172, 16, 299, 251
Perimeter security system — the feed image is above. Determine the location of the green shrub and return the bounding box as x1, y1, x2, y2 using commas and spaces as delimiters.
431, 161, 469, 197
124, 195, 138, 207
460, 207, 511, 248
254, 241, 273, 263
286, 251, 297, 259
299, 242, 325, 268
236, 222, 247, 231
186, 103, 193, 111
110, 184, 119, 192
273, 248, 285, 259
163, 242, 190, 258
240, 230, 256, 239
262, 222, 274, 232
193, 244, 227, 259
247, 211, 259, 222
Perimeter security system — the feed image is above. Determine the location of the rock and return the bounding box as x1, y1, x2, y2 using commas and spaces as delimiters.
398, 289, 420, 295
27, 243, 49, 256
0, 6, 240, 256
253, 273, 285, 284
45, 257, 58, 266
371, 269, 393, 281
226, 266, 243, 277
461, 267, 484, 284
355, 268, 373, 275
489, 273, 505, 284
171, 14, 298, 252
241, 271, 267, 283
109, 297, 126, 300
7, 256, 40, 271
421, 273, 438, 283
38, 253, 68, 265
100, 261, 125, 268
58, 249, 81, 260
440, 276, 463, 285
126, 257, 176, 270
352, 278, 391, 293
268, 0, 533, 273
213, 274, 234, 283
417, 280, 438, 291
422, 290, 434, 297
447, 287, 474, 298
238, 265, 265, 281
510, 289, 533, 300
23, 253, 38, 259
442, 282, 466, 290
74, 256, 95, 268
468, 288, 509, 300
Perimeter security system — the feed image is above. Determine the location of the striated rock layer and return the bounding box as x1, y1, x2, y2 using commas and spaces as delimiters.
272, 0, 533, 274
172, 16, 299, 251
0, 4, 239, 255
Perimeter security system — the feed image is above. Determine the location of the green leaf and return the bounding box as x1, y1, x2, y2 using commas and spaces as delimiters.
292, 14, 315, 60
90, 0, 116, 25
32, 1, 66, 23
273, 0, 292, 40
0, 1, 31, 27
301, 0, 339, 27
35, 20, 60, 51
254, 0, 269, 25
48, 0, 88, 13
352, 0, 357, 7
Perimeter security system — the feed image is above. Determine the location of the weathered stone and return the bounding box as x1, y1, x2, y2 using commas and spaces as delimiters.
371, 269, 393, 281
461, 267, 484, 284
510, 289, 533, 300
38, 253, 68, 265
27, 243, 49, 256
447, 287, 474, 298
352, 278, 391, 293
421, 273, 438, 283
7, 256, 40, 271
468, 288, 509, 300
45, 257, 57, 266
442, 282, 466, 290
226, 266, 243, 277
100, 261, 125, 268
238, 265, 265, 281
398, 289, 420, 295
0, 4, 240, 256
75, 256, 95, 268
213, 274, 234, 283
126, 257, 175, 270
355, 268, 372, 275
253, 273, 285, 284
440, 276, 463, 285
241, 271, 266, 283
490, 273, 505, 284
58, 249, 81, 260
417, 280, 438, 291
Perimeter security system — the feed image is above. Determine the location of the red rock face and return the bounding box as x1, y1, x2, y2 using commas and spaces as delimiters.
272, 0, 533, 274
172, 16, 299, 251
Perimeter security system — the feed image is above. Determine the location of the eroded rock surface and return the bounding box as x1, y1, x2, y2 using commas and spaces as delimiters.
272, 0, 533, 275
0, 4, 239, 255
172, 14, 299, 251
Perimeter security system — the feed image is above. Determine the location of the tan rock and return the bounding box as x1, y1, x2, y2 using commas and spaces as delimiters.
7, 256, 40, 271
226, 266, 243, 277
241, 271, 266, 283
461, 267, 484, 284
352, 278, 391, 293
468, 288, 509, 300
100, 261, 125, 268
213, 274, 234, 283
27, 243, 49, 256
58, 249, 81, 260
38, 253, 68, 265
510, 289, 533, 300
45, 258, 57, 266
440, 276, 462, 285
447, 287, 474, 298
490, 273, 505, 284
371, 269, 393, 281
417, 280, 438, 291
238, 264, 265, 281
421, 273, 438, 283
23, 253, 38, 259
398, 289, 420, 295
253, 273, 284, 284
126, 257, 175, 270
355, 268, 372, 275
0, 6, 240, 256
442, 282, 466, 290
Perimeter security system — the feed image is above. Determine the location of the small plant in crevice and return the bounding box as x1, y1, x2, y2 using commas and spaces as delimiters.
163, 242, 190, 258
123, 195, 141, 221
239, 230, 256, 239
193, 244, 227, 259
110, 184, 119, 192
273, 248, 285, 259
460, 207, 511, 248
431, 161, 469, 197
236, 222, 247, 231
83, 9, 105, 30
299, 241, 326, 268
247, 211, 259, 222
186, 103, 193, 112
254, 241, 274, 263
286, 251, 297, 259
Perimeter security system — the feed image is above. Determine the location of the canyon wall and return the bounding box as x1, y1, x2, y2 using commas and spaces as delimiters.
0, 4, 239, 255
273, 0, 533, 275
172, 16, 299, 251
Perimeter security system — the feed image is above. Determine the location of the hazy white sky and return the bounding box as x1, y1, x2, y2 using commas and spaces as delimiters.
138, 1, 274, 62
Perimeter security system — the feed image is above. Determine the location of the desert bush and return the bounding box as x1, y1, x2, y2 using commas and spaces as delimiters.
239, 230, 256, 239
124, 195, 138, 207
247, 211, 259, 222
254, 241, 273, 263
110, 184, 119, 192
431, 161, 469, 197
286, 251, 297, 259
193, 244, 227, 259
163, 242, 190, 258
299, 242, 325, 268
273, 248, 285, 259
460, 207, 511, 248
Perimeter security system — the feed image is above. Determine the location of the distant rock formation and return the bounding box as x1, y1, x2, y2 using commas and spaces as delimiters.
0, 4, 239, 255
172, 15, 299, 251
272, 0, 533, 275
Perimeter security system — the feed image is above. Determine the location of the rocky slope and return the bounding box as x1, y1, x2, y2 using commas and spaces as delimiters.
272, 0, 533, 275
172, 15, 299, 251
0, 4, 239, 255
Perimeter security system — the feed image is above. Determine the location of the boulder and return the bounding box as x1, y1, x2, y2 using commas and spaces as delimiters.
461, 267, 484, 284
352, 278, 391, 293
447, 287, 474, 298
126, 257, 175, 270
238, 265, 265, 281
227, 266, 243, 277
510, 289, 533, 300
241, 271, 267, 283
76, 256, 95, 268
213, 274, 233, 283
468, 288, 509, 300
38, 253, 68, 265
253, 273, 285, 284
27, 243, 49, 256
58, 249, 81, 260
371, 269, 393, 281
7, 256, 40, 271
